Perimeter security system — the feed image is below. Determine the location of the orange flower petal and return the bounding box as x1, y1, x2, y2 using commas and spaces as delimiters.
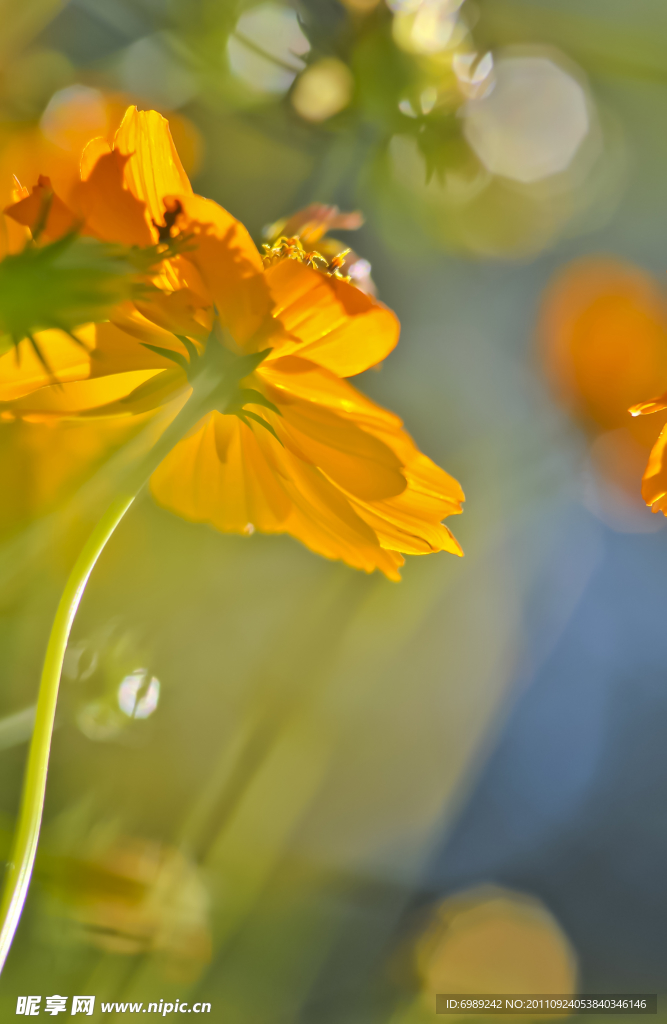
0, 124, 83, 213
150, 397, 460, 577
265, 259, 399, 375
80, 138, 112, 181
4, 176, 79, 241
0, 211, 31, 259
150, 412, 292, 533
0, 328, 94, 401
641, 425, 667, 514
113, 106, 192, 229
0, 319, 187, 418
279, 455, 406, 578
256, 356, 463, 529
351, 488, 463, 556
257, 355, 403, 431
77, 149, 153, 245
2, 368, 171, 420
344, 427, 464, 556
367, 423, 465, 514
133, 289, 212, 341
104, 305, 193, 358
176, 193, 272, 349
151, 411, 407, 578
275, 400, 406, 501
629, 391, 667, 417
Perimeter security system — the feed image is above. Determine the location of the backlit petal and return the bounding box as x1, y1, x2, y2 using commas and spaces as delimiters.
114, 107, 192, 228
101, 308, 200, 369
80, 138, 112, 181
630, 390, 667, 417
276, 400, 406, 501
265, 259, 399, 375
257, 356, 403, 430
641, 426, 667, 514
150, 412, 292, 533
176, 193, 274, 349
4, 176, 79, 241
351, 491, 463, 556
151, 411, 405, 578
2, 368, 170, 419
77, 149, 153, 245
0, 327, 94, 401
278, 452, 405, 578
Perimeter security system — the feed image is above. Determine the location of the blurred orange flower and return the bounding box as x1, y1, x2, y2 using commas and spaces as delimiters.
629, 383, 667, 514
0, 106, 463, 578
539, 257, 667, 505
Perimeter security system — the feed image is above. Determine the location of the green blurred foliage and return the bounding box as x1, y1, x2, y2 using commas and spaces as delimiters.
0, 233, 165, 355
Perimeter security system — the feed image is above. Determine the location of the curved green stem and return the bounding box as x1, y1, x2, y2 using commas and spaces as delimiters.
0, 337, 251, 974
0, 493, 135, 974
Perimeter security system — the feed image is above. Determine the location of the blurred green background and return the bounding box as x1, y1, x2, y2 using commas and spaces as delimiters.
2, 0, 667, 1019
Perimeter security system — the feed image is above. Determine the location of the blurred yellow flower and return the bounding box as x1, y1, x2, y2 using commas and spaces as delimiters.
44, 838, 212, 981
416, 886, 577, 1004
0, 106, 463, 578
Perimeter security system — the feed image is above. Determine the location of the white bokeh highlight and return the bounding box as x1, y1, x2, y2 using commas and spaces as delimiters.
462, 55, 590, 184
228, 3, 310, 95
118, 669, 161, 720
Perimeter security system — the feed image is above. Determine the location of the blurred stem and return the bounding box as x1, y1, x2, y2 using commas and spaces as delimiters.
0, 352, 233, 974
306, 129, 363, 207
0, 493, 134, 975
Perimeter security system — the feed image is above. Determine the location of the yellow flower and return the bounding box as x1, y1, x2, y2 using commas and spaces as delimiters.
0, 107, 463, 579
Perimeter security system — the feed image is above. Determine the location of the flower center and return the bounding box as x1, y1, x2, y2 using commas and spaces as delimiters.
261, 235, 351, 281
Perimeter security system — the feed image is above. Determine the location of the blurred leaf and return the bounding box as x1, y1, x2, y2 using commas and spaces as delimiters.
352, 22, 415, 127
39, 851, 148, 906
477, 0, 667, 83
415, 119, 465, 184
0, 0, 66, 61
0, 233, 166, 353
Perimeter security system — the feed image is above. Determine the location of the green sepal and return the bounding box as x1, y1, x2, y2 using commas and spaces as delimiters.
141, 343, 190, 373
234, 388, 281, 416
175, 335, 200, 366
26, 334, 59, 383
236, 409, 284, 446
232, 348, 273, 379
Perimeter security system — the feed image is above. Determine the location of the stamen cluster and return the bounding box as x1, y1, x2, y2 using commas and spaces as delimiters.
261, 235, 351, 281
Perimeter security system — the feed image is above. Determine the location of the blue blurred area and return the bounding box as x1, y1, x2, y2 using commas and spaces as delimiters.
424, 507, 667, 991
